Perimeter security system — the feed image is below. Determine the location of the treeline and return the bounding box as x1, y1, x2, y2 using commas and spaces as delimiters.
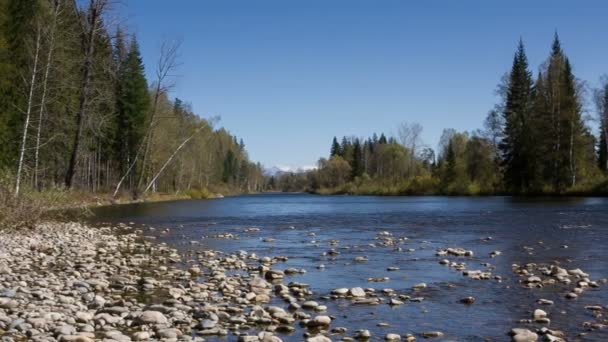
271, 35, 608, 195
0, 0, 263, 199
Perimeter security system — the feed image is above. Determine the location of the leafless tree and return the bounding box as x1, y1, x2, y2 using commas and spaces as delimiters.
138, 39, 182, 188
397, 121, 424, 178
143, 125, 205, 195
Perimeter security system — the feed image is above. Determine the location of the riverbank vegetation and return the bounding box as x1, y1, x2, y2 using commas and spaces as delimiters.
269, 35, 608, 196
0, 0, 265, 227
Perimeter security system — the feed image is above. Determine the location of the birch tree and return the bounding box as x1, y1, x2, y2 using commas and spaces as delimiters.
33, 0, 62, 190
14, 25, 42, 196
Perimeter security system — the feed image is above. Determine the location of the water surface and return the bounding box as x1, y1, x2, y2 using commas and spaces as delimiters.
92, 194, 608, 341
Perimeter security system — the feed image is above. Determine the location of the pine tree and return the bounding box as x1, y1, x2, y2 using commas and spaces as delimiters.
351, 138, 363, 178
115, 38, 150, 173
0, 0, 37, 168
442, 140, 456, 192
330, 137, 341, 157
340, 136, 353, 162
0, 0, 10, 166
499, 39, 534, 193
222, 149, 236, 183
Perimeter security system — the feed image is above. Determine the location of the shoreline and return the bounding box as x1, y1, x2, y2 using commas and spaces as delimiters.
1, 220, 605, 341
0, 221, 343, 342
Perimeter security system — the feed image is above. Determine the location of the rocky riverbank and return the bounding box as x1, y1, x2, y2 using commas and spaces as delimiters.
0, 222, 606, 341
0, 222, 404, 342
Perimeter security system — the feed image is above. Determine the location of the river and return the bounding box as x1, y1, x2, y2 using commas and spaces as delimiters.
91, 193, 608, 341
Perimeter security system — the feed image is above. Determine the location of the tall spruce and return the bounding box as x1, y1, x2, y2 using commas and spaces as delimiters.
351, 138, 363, 178
0, 0, 37, 168
499, 39, 534, 193
115, 38, 150, 179
330, 137, 341, 157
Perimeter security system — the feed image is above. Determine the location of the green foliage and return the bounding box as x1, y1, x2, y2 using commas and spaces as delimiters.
0, 0, 265, 201
115, 38, 150, 167
330, 137, 341, 157
185, 188, 214, 199
280, 34, 605, 197
499, 39, 535, 193
0, 0, 37, 168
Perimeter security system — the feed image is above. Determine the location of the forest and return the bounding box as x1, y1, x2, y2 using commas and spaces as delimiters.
0, 0, 265, 204
2, 0, 608, 208
270, 36, 608, 195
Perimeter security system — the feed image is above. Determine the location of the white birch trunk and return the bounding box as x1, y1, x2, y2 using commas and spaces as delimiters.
15, 28, 42, 197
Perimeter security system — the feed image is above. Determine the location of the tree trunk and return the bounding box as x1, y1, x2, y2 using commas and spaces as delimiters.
15, 27, 42, 197
34, 1, 60, 190
65, 0, 101, 189
143, 127, 203, 194
137, 85, 161, 188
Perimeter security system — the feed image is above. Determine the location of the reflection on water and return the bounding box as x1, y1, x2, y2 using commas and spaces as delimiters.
91, 194, 608, 341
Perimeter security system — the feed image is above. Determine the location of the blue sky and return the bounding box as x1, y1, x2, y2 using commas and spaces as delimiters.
122, 1, 608, 169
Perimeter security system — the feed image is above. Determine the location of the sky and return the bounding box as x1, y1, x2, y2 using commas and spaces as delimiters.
121, 0, 608, 170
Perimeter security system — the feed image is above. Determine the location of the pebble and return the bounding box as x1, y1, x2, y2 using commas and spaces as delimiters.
458, 296, 474, 304
510, 328, 538, 341
420, 331, 444, 338
349, 287, 366, 297
385, 333, 401, 340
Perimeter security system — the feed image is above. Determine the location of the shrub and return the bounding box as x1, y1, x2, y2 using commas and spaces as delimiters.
185, 188, 215, 199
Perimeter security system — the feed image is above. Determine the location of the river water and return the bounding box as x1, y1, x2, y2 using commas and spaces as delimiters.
92, 194, 608, 341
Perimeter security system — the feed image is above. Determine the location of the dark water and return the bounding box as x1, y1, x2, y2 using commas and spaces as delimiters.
91, 194, 608, 341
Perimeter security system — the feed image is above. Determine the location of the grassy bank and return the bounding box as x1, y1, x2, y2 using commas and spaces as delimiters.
0, 182, 244, 230
312, 177, 608, 197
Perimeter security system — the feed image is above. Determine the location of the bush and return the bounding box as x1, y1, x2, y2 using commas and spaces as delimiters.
0, 173, 88, 231
185, 188, 215, 199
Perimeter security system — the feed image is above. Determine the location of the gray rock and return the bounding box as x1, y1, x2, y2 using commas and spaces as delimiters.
135, 310, 168, 325
349, 287, 366, 297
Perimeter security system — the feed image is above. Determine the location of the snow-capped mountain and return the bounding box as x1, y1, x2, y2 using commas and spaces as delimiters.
264, 165, 316, 176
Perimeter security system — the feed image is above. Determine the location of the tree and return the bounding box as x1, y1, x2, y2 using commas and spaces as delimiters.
0, 0, 38, 168
397, 121, 424, 178
33, 0, 63, 190
351, 138, 363, 178
595, 77, 608, 172
65, 0, 110, 188
318, 156, 351, 188
535, 34, 596, 191
115, 38, 149, 178
439, 132, 469, 194
466, 135, 500, 193
138, 39, 181, 188
330, 136, 341, 157
483, 109, 503, 152
499, 39, 534, 193
15, 21, 42, 196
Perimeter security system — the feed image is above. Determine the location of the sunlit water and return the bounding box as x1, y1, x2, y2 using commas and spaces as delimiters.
91, 194, 608, 341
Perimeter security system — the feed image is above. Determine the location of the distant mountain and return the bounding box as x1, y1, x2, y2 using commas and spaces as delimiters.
264, 165, 316, 176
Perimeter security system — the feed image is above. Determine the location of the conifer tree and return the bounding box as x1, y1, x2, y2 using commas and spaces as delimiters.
330, 137, 341, 157
351, 138, 363, 178
0, 0, 37, 168
499, 39, 534, 193
115, 38, 150, 174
